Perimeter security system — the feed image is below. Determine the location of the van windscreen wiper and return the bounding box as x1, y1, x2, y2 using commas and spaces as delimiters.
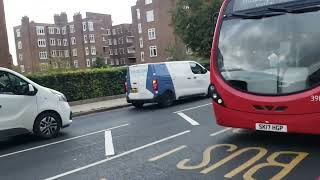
268, 5, 320, 13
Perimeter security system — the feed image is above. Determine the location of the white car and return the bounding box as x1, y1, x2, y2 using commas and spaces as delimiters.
0, 67, 72, 139
126, 61, 211, 107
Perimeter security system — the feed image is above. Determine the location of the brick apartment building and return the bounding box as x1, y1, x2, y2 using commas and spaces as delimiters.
14, 12, 136, 73
131, 0, 187, 64
0, 0, 11, 68
108, 23, 136, 66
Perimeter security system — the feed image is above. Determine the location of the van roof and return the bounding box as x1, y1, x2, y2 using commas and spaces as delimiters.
129, 61, 196, 67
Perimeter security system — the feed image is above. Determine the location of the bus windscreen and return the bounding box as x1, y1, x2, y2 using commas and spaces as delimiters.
233, 0, 299, 11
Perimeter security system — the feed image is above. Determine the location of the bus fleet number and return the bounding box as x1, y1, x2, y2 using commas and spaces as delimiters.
311, 96, 320, 102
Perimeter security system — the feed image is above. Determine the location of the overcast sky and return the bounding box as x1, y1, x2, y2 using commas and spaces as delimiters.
4, 0, 137, 65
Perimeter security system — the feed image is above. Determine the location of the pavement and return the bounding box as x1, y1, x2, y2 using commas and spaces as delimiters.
0, 97, 319, 180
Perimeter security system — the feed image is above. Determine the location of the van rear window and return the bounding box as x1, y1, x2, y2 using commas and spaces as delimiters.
233, 0, 298, 11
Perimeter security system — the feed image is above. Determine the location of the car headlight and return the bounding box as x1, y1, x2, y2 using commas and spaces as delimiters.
56, 93, 68, 102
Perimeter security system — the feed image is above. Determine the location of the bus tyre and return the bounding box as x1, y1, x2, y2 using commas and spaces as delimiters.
159, 91, 174, 107
33, 112, 62, 139
132, 102, 144, 108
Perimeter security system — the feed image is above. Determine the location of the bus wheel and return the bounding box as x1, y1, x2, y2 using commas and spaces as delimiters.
159, 91, 174, 107
132, 102, 144, 108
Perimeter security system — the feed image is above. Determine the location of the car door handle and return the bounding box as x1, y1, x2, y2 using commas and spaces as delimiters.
194, 77, 197, 79
187, 77, 191, 80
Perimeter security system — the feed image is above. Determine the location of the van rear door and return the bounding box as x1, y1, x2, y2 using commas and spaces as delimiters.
128, 65, 154, 100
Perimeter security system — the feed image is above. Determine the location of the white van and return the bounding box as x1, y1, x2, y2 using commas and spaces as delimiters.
0, 67, 72, 139
125, 61, 211, 107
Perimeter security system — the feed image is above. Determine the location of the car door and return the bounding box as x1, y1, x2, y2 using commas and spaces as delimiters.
189, 62, 210, 95
0, 71, 37, 131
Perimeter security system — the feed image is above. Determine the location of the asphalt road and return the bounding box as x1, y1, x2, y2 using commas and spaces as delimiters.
0, 97, 319, 180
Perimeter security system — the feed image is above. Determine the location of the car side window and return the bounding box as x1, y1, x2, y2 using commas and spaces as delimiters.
189, 62, 207, 74
0, 71, 29, 95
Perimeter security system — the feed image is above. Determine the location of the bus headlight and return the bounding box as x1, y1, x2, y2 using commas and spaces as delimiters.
210, 84, 224, 106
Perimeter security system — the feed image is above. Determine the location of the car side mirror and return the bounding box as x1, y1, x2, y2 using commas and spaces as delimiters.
28, 84, 35, 92
202, 68, 208, 74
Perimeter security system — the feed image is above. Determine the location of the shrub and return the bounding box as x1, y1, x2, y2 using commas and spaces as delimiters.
27, 68, 127, 102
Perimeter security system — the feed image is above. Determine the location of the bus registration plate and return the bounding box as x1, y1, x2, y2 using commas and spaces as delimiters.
256, 123, 288, 133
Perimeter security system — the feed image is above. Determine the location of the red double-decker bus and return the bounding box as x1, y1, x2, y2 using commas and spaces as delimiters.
210, 0, 320, 134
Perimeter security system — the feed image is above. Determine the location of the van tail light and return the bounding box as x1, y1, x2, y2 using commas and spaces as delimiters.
125, 82, 128, 93
152, 80, 158, 92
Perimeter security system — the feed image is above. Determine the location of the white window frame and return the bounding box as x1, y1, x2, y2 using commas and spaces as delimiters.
74, 60, 79, 68
36, 26, 45, 35
63, 39, 68, 46
136, 9, 141, 20
56, 27, 61, 34
91, 46, 96, 55
112, 29, 116, 35
64, 50, 69, 57
51, 50, 57, 57
109, 49, 113, 55
38, 39, 46, 47
18, 53, 23, 61
49, 27, 55, 35
70, 25, 75, 33
57, 39, 62, 46
71, 37, 76, 45
139, 37, 144, 48
18, 41, 22, 49
72, 49, 78, 57
83, 22, 87, 31
148, 28, 156, 40
84, 35, 88, 43
39, 51, 48, 60
85, 47, 90, 56
88, 22, 94, 31
108, 39, 112, 45
138, 23, 142, 34
50, 38, 56, 46
141, 51, 145, 62
127, 47, 136, 54
92, 58, 96, 65
89, 34, 95, 43
145, 0, 152, 4
146, 10, 155, 22
106, 29, 111, 35
114, 49, 118, 55
113, 39, 117, 45
149, 46, 157, 57
62, 27, 67, 35
86, 59, 91, 67
16, 29, 21, 37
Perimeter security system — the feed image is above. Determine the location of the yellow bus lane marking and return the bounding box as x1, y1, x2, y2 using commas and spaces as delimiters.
149, 145, 188, 162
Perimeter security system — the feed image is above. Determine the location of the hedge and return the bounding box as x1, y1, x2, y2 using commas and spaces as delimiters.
27, 68, 127, 102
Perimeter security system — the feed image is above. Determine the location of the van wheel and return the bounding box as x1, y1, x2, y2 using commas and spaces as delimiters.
132, 102, 144, 108
159, 91, 175, 107
33, 112, 61, 139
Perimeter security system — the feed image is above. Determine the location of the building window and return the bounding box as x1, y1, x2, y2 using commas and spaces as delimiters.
106, 29, 111, 35
64, 50, 69, 57
109, 49, 113, 55
148, 28, 156, 40
36, 26, 45, 35
127, 47, 136, 54
91, 46, 96, 55
39, 51, 48, 59
50, 38, 56, 46
89, 34, 95, 43
127, 37, 134, 43
57, 39, 62, 46
63, 39, 68, 46
18, 53, 23, 61
119, 48, 125, 55
58, 50, 64, 57
85, 47, 90, 55
118, 38, 123, 44
145, 0, 152, 4
72, 49, 77, 57
136, 9, 141, 20
138, 23, 142, 34
120, 58, 125, 65
114, 49, 118, 55
149, 46, 157, 57
86, 59, 91, 67
49, 27, 55, 34
110, 59, 114, 65
115, 59, 119, 65
71, 37, 76, 45
84, 35, 88, 43
108, 39, 112, 45
62, 27, 67, 35
92, 58, 96, 65
51, 50, 57, 57
74, 60, 79, 68
113, 39, 117, 45
18, 41, 22, 49
139, 37, 144, 48
16, 29, 21, 37
20, 65, 25, 73
146, 10, 155, 22
70, 25, 75, 33
38, 39, 46, 47
103, 36, 107, 42
83, 22, 87, 31
112, 29, 116, 35
141, 51, 145, 62
56, 28, 60, 34
88, 22, 94, 31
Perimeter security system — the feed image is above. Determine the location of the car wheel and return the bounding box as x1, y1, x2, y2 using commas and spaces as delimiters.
159, 91, 175, 107
132, 102, 144, 108
33, 112, 61, 139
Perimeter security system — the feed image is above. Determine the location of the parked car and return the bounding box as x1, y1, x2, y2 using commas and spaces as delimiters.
125, 61, 211, 108
0, 67, 72, 139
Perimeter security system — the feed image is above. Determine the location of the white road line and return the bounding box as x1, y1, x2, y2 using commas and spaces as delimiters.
210, 128, 232, 137
0, 124, 129, 159
44, 130, 191, 180
149, 145, 187, 162
177, 112, 200, 126
174, 103, 212, 114
104, 130, 115, 156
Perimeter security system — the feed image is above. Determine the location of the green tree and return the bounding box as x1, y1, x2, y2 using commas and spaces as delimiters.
94, 56, 106, 68
171, 0, 222, 58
